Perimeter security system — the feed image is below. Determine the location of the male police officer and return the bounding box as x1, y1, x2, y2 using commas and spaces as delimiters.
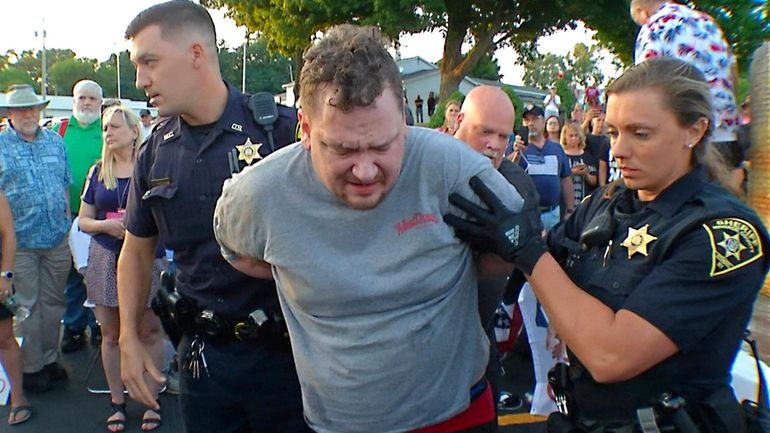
117, 2, 308, 432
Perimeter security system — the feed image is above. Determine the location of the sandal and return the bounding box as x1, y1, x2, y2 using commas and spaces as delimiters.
8, 405, 32, 426
106, 402, 126, 432
141, 401, 162, 431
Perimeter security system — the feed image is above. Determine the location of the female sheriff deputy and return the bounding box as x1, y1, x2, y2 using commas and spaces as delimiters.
446, 56, 770, 432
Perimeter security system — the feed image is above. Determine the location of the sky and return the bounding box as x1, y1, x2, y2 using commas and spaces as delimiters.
0, 0, 620, 87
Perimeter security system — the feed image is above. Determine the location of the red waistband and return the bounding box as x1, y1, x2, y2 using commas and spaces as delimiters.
409, 381, 495, 433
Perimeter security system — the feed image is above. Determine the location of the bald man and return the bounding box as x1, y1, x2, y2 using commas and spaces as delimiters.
454, 85, 541, 242
454, 84, 541, 322
454, 85, 543, 410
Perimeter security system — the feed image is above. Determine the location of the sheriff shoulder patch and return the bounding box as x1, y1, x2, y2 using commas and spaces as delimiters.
702, 218, 764, 277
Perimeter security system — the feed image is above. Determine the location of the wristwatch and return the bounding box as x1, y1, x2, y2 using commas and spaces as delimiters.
0, 271, 12, 280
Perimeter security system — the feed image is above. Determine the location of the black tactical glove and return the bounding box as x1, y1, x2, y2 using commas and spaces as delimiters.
444, 176, 548, 275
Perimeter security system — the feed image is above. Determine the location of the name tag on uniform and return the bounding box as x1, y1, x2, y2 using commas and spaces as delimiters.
150, 177, 171, 187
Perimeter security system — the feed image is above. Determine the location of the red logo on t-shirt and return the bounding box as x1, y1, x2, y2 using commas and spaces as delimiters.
395, 212, 439, 235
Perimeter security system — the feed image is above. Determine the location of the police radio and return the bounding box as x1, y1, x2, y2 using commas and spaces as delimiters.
249, 92, 278, 153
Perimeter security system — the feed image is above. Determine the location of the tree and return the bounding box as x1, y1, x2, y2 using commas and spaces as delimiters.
203, 0, 767, 105
586, 0, 770, 73
0, 68, 35, 91
567, 43, 604, 88
217, 38, 293, 95
469, 52, 501, 81
97, 51, 144, 100
202, 0, 581, 103
48, 58, 100, 96
522, 53, 566, 90
437, 52, 501, 81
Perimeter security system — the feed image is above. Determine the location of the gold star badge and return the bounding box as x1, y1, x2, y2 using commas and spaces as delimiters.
621, 224, 658, 258
717, 232, 747, 260
236, 138, 263, 165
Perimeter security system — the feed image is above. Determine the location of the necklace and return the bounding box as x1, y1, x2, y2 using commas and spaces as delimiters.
117, 178, 129, 210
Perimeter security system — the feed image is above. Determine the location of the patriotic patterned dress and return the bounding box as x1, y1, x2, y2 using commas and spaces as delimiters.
635, 2, 738, 142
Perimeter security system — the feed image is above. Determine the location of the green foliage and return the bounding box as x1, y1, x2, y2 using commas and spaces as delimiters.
427, 90, 465, 129
0, 39, 289, 101
48, 58, 100, 96
501, 85, 524, 130
555, 78, 576, 117
469, 53, 501, 81
523, 53, 565, 89
585, 0, 770, 72
523, 43, 604, 114
218, 39, 293, 94
0, 68, 35, 91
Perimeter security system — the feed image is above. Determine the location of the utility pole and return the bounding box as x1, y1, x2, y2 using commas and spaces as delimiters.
242, 35, 248, 92
34, 19, 47, 102
116, 50, 122, 99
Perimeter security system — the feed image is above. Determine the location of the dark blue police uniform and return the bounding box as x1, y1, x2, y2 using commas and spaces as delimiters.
125, 83, 310, 433
547, 166, 770, 426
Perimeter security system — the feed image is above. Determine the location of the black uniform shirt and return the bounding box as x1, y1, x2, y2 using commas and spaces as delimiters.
125, 83, 297, 319
548, 167, 770, 419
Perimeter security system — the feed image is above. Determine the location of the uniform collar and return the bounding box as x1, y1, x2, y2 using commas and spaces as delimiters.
157, 82, 250, 147
643, 166, 707, 218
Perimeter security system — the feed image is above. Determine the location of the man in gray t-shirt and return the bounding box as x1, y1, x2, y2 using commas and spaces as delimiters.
214, 25, 522, 433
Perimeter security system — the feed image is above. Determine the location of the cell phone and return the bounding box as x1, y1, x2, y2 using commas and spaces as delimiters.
516, 126, 529, 147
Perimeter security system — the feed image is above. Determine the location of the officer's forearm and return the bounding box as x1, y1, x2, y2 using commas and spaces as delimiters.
526, 254, 677, 383
117, 233, 158, 341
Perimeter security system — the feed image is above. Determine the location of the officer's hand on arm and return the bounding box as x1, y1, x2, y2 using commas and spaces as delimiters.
444, 176, 547, 275
117, 232, 164, 410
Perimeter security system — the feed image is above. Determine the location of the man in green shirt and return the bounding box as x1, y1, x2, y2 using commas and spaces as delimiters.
54, 79, 103, 353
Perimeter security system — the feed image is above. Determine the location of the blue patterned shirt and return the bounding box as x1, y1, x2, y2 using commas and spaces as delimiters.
0, 126, 72, 248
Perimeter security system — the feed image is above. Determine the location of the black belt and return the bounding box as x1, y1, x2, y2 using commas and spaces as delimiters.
540, 205, 559, 213
470, 378, 487, 401
186, 308, 288, 343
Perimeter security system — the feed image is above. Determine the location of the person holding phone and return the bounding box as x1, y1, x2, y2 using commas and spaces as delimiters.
560, 121, 598, 210
509, 106, 573, 229
78, 105, 166, 432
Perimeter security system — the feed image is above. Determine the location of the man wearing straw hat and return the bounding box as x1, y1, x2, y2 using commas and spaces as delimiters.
0, 84, 72, 393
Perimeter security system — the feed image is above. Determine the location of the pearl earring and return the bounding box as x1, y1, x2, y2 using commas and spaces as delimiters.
687, 143, 695, 148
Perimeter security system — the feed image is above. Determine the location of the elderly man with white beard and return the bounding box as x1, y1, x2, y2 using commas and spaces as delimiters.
54, 79, 103, 354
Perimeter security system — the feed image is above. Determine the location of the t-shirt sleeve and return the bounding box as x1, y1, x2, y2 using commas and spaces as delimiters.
81, 164, 99, 205
622, 222, 766, 352
213, 168, 267, 263
559, 148, 572, 178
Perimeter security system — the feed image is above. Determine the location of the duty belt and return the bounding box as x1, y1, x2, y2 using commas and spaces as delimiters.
192, 308, 288, 343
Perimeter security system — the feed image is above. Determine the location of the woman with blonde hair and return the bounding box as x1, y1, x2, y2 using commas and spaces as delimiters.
559, 121, 598, 209
78, 105, 166, 432
448, 57, 769, 431
436, 100, 461, 134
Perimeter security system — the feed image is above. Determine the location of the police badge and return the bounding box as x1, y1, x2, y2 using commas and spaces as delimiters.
236, 138, 264, 165
703, 218, 764, 277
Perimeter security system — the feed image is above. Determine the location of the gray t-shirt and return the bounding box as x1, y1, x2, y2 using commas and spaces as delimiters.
214, 127, 523, 432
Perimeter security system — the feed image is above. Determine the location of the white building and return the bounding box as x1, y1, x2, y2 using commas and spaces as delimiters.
0, 93, 157, 119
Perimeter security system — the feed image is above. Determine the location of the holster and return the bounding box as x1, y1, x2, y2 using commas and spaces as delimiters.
150, 270, 194, 348
693, 387, 746, 433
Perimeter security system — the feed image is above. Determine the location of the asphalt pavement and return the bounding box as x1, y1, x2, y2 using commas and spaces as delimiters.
0, 292, 766, 432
